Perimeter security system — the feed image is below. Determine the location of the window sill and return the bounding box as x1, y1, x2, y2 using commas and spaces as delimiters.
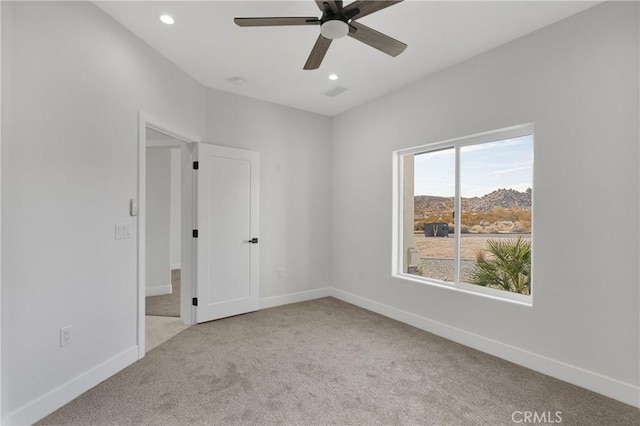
393, 272, 533, 307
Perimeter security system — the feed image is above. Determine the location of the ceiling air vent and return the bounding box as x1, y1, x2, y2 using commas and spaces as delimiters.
324, 86, 347, 98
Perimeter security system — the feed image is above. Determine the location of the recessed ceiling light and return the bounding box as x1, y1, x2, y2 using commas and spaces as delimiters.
328, 74, 338, 81
160, 15, 175, 25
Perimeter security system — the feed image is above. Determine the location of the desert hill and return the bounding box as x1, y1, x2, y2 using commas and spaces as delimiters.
415, 188, 531, 219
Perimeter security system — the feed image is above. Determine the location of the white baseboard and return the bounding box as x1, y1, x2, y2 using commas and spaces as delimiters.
331, 288, 640, 408
146, 285, 172, 297
8, 288, 637, 426
170, 263, 181, 271
6, 346, 138, 425
260, 287, 331, 309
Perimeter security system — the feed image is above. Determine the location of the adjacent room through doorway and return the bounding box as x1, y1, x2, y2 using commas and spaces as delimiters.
145, 128, 189, 351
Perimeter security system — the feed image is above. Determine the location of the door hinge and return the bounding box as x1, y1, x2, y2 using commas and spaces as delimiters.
192, 297, 198, 306
193, 161, 199, 170
192, 229, 198, 238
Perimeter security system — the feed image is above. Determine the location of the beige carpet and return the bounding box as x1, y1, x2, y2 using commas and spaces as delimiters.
145, 316, 189, 353
145, 270, 180, 317
39, 298, 638, 425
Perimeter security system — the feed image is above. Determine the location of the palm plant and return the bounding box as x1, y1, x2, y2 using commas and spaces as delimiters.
469, 237, 531, 295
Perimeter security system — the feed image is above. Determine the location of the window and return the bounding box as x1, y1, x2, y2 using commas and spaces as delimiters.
393, 125, 533, 303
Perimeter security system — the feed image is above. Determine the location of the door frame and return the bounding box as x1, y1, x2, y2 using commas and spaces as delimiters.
137, 111, 201, 358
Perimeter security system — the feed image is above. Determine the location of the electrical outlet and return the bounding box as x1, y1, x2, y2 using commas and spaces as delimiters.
60, 326, 72, 347
358, 269, 365, 280
277, 268, 284, 279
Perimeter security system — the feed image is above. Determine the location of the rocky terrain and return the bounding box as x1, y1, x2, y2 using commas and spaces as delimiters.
414, 188, 532, 233
415, 188, 531, 218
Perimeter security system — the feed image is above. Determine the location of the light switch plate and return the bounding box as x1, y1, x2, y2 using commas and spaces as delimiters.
115, 223, 133, 240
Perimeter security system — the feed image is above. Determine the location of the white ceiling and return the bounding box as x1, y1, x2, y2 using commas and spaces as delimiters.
95, 1, 599, 117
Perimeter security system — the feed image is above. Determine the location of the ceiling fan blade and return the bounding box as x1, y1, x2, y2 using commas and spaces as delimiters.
348, 21, 406, 57
304, 35, 332, 70
315, 1, 342, 14
234, 17, 320, 27
343, 1, 403, 20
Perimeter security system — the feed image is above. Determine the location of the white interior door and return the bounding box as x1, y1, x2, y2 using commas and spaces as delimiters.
195, 143, 259, 323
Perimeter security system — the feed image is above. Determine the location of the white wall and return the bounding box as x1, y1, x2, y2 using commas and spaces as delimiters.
3, 0, 635, 423
170, 149, 181, 270
1, 2, 332, 422
331, 1, 639, 406
146, 148, 172, 296
1, 2, 205, 423
206, 90, 333, 302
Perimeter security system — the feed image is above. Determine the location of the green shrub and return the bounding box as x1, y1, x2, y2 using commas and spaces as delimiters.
469, 237, 531, 295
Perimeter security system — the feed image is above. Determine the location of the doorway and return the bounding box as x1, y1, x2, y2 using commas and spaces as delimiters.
137, 112, 201, 358
145, 129, 188, 352
136, 112, 260, 358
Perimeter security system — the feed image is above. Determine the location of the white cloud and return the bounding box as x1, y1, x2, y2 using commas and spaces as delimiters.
493, 165, 532, 175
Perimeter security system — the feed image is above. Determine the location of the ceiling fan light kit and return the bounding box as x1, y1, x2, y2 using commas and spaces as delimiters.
234, 0, 407, 70
320, 19, 349, 39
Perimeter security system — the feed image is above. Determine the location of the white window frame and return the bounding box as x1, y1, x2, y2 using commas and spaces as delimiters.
392, 123, 534, 306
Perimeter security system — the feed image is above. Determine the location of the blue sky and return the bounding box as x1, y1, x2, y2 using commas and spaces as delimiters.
414, 135, 533, 198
